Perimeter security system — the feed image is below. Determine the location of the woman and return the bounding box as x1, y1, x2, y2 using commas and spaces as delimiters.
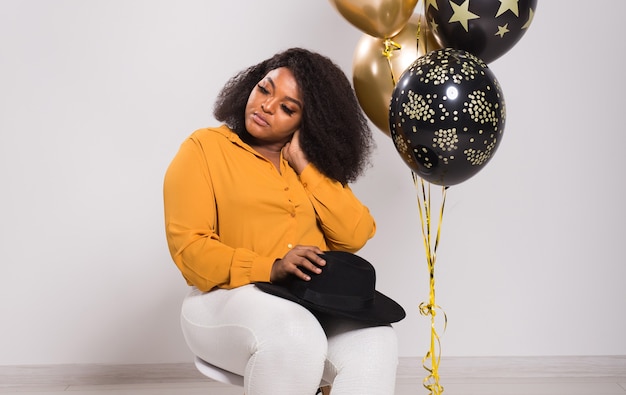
163, 48, 399, 395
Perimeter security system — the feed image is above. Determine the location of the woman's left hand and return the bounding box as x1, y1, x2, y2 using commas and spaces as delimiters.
270, 245, 326, 283
282, 130, 309, 174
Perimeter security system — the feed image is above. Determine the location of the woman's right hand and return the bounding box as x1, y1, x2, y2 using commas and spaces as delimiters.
270, 245, 326, 283
282, 130, 309, 175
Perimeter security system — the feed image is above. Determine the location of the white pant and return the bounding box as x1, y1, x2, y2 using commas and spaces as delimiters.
181, 285, 399, 395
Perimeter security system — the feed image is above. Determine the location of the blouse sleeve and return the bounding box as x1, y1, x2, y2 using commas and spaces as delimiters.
163, 136, 274, 292
299, 164, 376, 252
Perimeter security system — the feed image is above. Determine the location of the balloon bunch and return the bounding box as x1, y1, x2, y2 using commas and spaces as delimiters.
337, 0, 536, 186
329, 0, 537, 393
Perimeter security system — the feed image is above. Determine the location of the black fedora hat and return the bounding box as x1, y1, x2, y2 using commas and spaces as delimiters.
255, 251, 406, 325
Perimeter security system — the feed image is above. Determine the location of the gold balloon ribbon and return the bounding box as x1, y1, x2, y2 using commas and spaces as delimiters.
382, 0, 425, 92
382, 38, 402, 85
415, 0, 431, 55
413, 172, 448, 394
416, 4, 423, 52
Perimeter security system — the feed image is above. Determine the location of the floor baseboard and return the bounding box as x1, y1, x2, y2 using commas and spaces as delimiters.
1, 356, 625, 388
399, 355, 626, 379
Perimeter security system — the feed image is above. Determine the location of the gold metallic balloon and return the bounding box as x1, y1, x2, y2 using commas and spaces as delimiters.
352, 13, 441, 136
329, 0, 419, 39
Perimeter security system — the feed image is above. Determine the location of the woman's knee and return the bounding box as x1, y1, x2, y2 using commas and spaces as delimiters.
257, 305, 328, 363
326, 322, 399, 370
245, 304, 328, 392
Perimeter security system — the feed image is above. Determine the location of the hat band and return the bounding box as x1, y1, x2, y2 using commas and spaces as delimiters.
294, 285, 374, 312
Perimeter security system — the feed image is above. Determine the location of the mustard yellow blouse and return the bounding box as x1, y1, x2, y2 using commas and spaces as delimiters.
163, 125, 376, 292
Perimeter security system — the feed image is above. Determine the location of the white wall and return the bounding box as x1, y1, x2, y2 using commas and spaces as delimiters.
1, 0, 624, 365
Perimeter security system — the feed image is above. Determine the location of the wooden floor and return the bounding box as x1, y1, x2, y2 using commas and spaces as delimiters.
1, 356, 625, 394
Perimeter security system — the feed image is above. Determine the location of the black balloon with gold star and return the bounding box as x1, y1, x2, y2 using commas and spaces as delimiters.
389, 48, 506, 186
425, 0, 537, 63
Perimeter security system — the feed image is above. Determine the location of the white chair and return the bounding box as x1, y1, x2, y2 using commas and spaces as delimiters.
194, 356, 244, 387
194, 355, 332, 394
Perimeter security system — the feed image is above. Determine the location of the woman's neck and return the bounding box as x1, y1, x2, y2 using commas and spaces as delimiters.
252, 145, 282, 172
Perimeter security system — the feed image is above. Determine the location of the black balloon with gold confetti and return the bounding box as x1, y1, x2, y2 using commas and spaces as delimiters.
389, 48, 505, 186
424, 0, 537, 64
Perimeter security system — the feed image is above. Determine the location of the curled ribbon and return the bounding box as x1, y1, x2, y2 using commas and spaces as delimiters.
381, 38, 402, 85
382, 38, 402, 58
413, 172, 448, 394
382, 0, 428, 88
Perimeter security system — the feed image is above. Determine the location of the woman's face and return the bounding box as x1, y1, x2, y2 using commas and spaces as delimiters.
244, 67, 303, 148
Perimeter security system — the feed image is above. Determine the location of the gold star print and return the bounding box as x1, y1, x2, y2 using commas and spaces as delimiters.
448, 0, 480, 32
495, 23, 509, 37
429, 17, 440, 35
425, 0, 439, 10
522, 8, 535, 29
496, 0, 519, 17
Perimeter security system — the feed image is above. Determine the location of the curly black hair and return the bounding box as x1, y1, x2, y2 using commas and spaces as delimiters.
213, 47, 374, 185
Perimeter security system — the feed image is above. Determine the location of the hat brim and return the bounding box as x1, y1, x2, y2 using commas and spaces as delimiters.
255, 282, 406, 325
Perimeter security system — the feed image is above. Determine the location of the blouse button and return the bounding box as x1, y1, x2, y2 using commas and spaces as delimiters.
287, 243, 293, 249
284, 187, 289, 191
